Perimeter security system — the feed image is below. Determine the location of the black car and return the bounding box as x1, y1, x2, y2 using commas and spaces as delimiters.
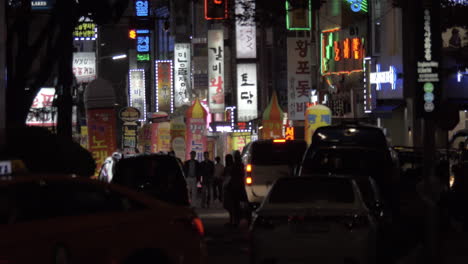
111, 154, 190, 207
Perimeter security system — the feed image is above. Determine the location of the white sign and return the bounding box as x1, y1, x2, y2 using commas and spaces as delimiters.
0, 161, 12, 176
129, 69, 146, 121
235, 0, 256, 59
174, 43, 191, 108
208, 30, 225, 113
237, 63, 258, 121
72, 52, 96, 84
370, 64, 397, 90
26, 87, 57, 126
287, 37, 312, 120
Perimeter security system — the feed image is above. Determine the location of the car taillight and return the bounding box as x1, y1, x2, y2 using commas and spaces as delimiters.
273, 139, 286, 143
245, 176, 253, 185
345, 214, 369, 230
246, 164, 252, 173
192, 217, 205, 236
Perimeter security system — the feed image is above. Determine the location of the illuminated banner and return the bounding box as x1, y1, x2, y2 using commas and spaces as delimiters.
205, 0, 228, 20
31, 0, 55, 10
321, 28, 365, 76
286, 0, 312, 31
155, 60, 173, 113
73, 17, 97, 40
26, 87, 56, 127
136, 29, 151, 61
287, 37, 312, 120
370, 64, 397, 91
72, 52, 96, 84
186, 98, 208, 161
174, 43, 192, 107
135, 0, 149, 17
87, 108, 117, 176
235, 0, 256, 58
208, 30, 225, 113
128, 69, 146, 121
236, 63, 258, 121
231, 132, 251, 152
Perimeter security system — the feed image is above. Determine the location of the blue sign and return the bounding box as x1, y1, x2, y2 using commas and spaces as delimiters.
345, 0, 368, 13
370, 64, 398, 91
136, 29, 151, 61
135, 0, 149, 17
31, 0, 54, 10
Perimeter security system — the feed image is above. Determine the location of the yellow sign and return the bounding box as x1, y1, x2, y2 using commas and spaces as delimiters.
304, 104, 332, 145
285, 126, 294, 140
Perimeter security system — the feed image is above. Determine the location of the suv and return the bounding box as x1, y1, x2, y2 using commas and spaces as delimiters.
106, 154, 189, 207
242, 139, 307, 208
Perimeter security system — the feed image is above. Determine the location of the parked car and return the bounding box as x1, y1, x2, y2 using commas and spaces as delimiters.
249, 175, 381, 264
0, 173, 206, 264
104, 153, 190, 207
241, 139, 307, 208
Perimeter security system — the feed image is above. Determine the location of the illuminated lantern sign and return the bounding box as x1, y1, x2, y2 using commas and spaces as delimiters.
304, 104, 332, 145
287, 37, 312, 120
73, 17, 97, 41
285, 126, 294, 140
205, 0, 228, 20
72, 52, 96, 84
155, 60, 173, 113
208, 30, 225, 113
128, 69, 146, 121
286, 0, 312, 31
174, 43, 192, 108
235, 0, 256, 58
136, 29, 151, 61
344, 0, 368, 13
26, 87, 57, 127
237, 63, 258, 122
135, 0, 149, 17
321, 28, 365, 76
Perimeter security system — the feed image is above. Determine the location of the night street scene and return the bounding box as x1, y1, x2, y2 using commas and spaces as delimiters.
1, 0, 468, 263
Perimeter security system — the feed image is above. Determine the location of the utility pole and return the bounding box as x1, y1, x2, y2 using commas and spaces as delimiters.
0, 0, 6, 152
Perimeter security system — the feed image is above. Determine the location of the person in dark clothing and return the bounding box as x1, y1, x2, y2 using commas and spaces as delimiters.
223, 151, 248, 227
213, 156, 225, 202
183, 151, 201, 207
199, 151, 215, 208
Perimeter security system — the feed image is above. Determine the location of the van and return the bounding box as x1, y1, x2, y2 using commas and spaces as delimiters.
241, 139, 307, 208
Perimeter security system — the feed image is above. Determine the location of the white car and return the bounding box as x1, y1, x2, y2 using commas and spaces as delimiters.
249, 175, 381, 264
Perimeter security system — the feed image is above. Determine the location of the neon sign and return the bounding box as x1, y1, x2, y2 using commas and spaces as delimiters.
136, 29, 150, 61
321, 28, 365, 76
286, 0, 312, 31
205, 0, 228, 20
345, 0, 368, 13
370, 64, 397, 90
135, 0, 149, 17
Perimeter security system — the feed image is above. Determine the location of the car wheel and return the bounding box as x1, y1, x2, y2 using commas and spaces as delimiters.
54, 246, 71, 264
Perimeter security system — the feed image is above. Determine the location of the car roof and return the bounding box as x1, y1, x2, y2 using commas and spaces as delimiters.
311, 124, 388, 149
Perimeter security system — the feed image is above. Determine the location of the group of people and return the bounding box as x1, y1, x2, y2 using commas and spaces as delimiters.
183, 150, 248, 226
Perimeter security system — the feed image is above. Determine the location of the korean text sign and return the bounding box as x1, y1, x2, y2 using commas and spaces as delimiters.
174, 43, 192, 107
72, 52, 96, 84
287, 37, 312, 120
208, 30, 225, 113
128, 69, 146, 121
155, 61, 173, 113
235, 0, 256, 59
237, 63, 258, 121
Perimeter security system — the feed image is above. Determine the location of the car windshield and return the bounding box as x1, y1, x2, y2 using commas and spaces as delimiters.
251, 141, 306, 165
268, 177, 355, 204
301, 148, 391, 176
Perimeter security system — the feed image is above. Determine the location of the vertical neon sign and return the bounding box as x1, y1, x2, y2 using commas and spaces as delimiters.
286, 0, 312, 31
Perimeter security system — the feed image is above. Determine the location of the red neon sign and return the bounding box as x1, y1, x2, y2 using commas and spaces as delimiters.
205, 0, 228, 20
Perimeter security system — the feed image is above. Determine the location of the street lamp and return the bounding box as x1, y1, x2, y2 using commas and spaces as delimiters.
112, 54, 127, 60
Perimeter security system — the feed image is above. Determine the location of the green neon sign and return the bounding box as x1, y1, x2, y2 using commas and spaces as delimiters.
286, 0, 312, 31
137, 54, 150, 61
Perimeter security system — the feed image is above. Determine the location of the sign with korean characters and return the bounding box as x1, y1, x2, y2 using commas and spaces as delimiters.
128, 69, 146, 121
87, 108, 117, 176
186, 98, 208, 161
304, 104, 332, 145
73, 17, 96, 40
174, 43, 192, 107
135, 0, 149, 17
155, 60, 173, 113
26, 87, 57, 127
237, 63, 258, 121
72, 52, 96, 84
235, 0, 256, 59
136, 29, 151, 61
208, 30, 225, 113
287, 37, 312, 120
231, 132, 251, 152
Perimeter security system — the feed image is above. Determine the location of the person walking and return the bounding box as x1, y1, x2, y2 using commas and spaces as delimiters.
223, 151, 248, 227
199, 151, 215, 208
213, 156, 225, 203
184, 151, 200, 207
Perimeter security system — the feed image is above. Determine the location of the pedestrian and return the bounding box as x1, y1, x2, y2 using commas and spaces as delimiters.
184, 151, 201, 207
222, 154, 234, 226
223, 151, 248, 227
213, 156, 225, 202
199, 151, 215, 208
